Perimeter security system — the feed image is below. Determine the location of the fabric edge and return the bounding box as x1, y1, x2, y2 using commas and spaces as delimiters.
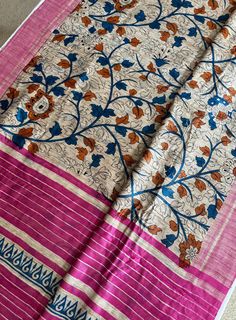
0, 0, 80, 98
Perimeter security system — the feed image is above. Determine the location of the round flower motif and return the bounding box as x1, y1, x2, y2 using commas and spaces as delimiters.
25, 89, 54, 121
179, 234, 202, 268
113, 0, 137, 11
221, 159, 236, 184
185, 247, 198, 261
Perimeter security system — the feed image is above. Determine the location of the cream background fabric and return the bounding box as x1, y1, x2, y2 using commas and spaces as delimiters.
0, 1, 235, 319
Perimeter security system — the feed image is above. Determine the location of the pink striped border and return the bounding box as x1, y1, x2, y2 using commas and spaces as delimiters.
0, 134, 233, 292
0, 0, 80, 98
0, 137, 221, 320
0, 226, 65, 277
0, 132, 232, 293
0, 264, 48, 313
0, 138, 234, 320
110, 209, 228, 294
0, 133, 110, 206
195, 182, 236, 288
0, 132, 233, 291
0, 131, 232, 296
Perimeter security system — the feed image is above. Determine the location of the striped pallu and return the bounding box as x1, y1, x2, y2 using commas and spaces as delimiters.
0, 0, 236, 319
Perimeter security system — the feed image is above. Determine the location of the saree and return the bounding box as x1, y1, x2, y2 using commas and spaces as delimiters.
0, 0, 236, 319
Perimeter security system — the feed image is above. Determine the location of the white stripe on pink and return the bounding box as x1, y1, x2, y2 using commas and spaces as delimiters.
0, 145, 222, 319
0, 151, 218, 318
0, 152, 219, 310
0, 164, 216, 318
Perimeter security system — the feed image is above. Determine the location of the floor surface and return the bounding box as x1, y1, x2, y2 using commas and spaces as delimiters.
0, 0, 40, 47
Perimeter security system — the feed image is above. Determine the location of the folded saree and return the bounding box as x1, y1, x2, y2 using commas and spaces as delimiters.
0, 0, 236, 319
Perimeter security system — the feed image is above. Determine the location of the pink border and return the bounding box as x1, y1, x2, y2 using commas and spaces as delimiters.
0, 133, 110, 206
0, 133, 235, 316
0, 132, 234, 294
1, 141, 220, 319
0, 0, 80, 98
110, 208, 228, 294
110, 188, 236, 298
195, 182, 236, 289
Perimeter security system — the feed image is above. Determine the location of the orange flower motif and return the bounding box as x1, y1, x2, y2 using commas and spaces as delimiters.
6, 87, 19, 99
143, 149, 153, 163
72, 3, 82, 12
152, 172, 164, 185
130, 37, 141, 47
179, 234, 202, 268
148, 225, 162, 235
28, 142, 39, 154
118, 208, 130, 218
25, 89, 54, 121
231, 46, 236, 56
23, 56, 41, 72
113, 0, 137, 11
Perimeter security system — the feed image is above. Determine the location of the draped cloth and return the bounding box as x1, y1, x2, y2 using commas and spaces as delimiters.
0, 0, 236, 319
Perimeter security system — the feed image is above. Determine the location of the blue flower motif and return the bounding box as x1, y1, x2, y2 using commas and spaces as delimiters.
64, 36, 76, 46
165, 166, 176, 178
188, 27, 197, 37
0, 100, 9, 111
16, 108, 27, 123
121, 60, 134, 68
104, 1, 114, 13
161, 234, 176, 247
149, 20, 161, 29
49, 122, 62, 136
181, 117, 190, 127
90, 154, 104, 168
207, 204, 218, 219
208, 95, 229, 107
91, 104, 103, 117
12, 134, 25, 148
106, 143, 116, 155
102, 21, 114, 33
172, 36, 185, 48
162, 187, 174, 199
135, 10, 146, 22
65, 135, 78, 145
196, 157, 206, 167
152, 96, 166, 104
154, 56, 168, 67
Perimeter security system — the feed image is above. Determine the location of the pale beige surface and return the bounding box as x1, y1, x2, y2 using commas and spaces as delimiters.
0, 0, 40, 47
221, 288, 236, 320
0, 1, 235, 319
